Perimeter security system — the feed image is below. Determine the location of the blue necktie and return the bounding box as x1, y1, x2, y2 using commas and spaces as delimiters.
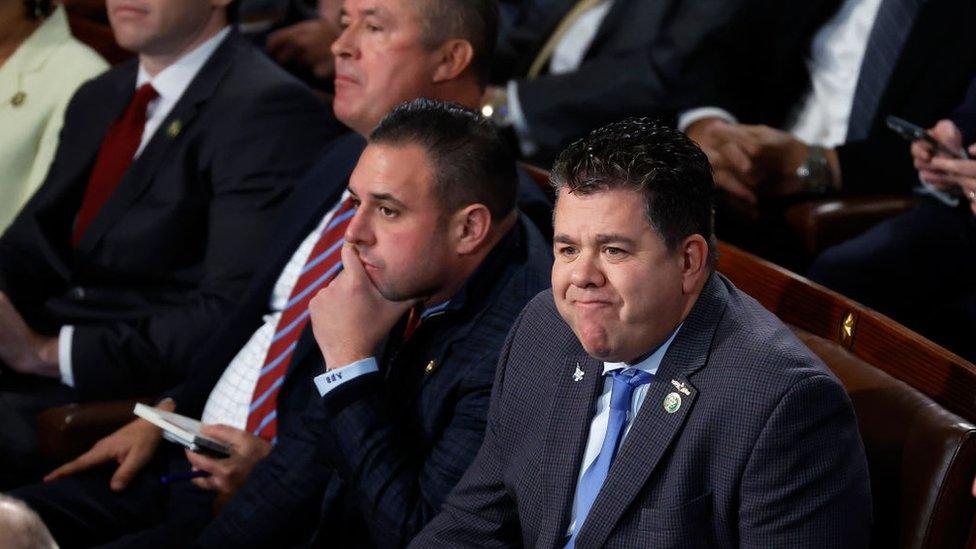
847, 0, 924, 141
565, 368, 654, 548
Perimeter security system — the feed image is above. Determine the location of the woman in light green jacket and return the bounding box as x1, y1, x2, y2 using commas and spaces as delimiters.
0, 0, 107, 230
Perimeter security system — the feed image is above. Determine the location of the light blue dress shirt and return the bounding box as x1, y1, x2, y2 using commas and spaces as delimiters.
566, 324, 682, 536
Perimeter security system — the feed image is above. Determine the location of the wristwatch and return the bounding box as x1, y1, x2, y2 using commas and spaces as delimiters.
795, 145, 834, 195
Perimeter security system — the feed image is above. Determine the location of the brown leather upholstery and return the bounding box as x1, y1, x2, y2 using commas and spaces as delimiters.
67, 15, 132, 65
36, 398, 147, 463
718, 242, 976, 422
518, 161, 555, 201
63, 0, 134, 65
718, 241, 976, 548
797, 329, 976, 549
784, 195, 919, 258
62, 0, 110, 23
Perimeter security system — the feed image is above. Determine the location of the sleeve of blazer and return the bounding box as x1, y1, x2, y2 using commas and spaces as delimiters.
738, 373, 872, 548
311, 353, 497, 548
409, 312, 526, 549
951, 75, 976, 144
194, 380, 330, 549
0, 79, 100, 301
513, 0, 740, 161
835, 133, 920, 195
670, 0, 837, 127
70, 82, 335, 399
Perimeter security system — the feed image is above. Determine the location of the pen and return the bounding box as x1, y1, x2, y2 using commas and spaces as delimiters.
159, 470, 211, 485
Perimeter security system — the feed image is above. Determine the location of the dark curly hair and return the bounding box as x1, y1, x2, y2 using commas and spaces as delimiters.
551, 117, 717, 266
24, 0, 54, 20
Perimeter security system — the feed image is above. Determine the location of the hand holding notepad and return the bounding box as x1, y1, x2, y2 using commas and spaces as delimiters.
133, 403, 231, 458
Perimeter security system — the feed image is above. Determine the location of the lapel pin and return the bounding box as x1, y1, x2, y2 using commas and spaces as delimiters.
663, 392, 682, 414
670, 379, 691, 396
424, 360, 435, 374
573, 362, 584, 382
167, 120, 182, 138
10, 92, 25, 107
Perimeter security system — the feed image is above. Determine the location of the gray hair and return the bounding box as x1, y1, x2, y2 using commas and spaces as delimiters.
0, 495, 58, 549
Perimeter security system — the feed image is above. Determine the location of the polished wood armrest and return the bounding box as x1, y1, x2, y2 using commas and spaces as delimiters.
784, 195, 919, 258
36, 398, 150, 462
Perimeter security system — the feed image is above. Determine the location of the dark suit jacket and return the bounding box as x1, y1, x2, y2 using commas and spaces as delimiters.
952, 75, 976, 144
493, 0, 752, 164
166, 133, 367, 419
680, 0, 976, 195
187, 219, 552, 548
0, 30, 337, 399
413, 274, 872, 548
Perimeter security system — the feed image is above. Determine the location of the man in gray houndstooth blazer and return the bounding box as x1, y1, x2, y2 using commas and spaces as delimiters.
411, 119, 872, 548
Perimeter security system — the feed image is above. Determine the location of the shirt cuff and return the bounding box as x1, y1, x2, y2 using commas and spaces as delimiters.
58, 325, 74, 387
313, 357, 379, 397
677, 107, 737, 133
507, 80, 539, 158
916, 177, 961, 207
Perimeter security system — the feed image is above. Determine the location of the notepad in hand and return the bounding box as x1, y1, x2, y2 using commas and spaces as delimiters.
133, 403, 231, 458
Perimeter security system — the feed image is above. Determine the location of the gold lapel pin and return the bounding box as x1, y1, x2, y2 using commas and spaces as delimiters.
424, 360, 435, 374
663, 392, 682, 414
10, 92, 26, 107
167, 120, 182, 138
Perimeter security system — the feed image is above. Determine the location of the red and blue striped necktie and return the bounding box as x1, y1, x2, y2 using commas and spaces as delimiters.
246, 196, 357, 441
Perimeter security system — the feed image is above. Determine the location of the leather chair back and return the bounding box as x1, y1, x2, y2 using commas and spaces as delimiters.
718, 241, 976, 548
798, 329, 976, 548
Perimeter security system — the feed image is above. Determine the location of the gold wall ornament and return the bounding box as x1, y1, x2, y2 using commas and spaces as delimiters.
840, 310, 857, 347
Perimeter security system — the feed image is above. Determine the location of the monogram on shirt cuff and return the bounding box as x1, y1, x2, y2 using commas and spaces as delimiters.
313, 357, 379, 397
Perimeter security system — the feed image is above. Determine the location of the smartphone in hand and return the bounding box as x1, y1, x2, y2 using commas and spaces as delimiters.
886, 115, 970, 159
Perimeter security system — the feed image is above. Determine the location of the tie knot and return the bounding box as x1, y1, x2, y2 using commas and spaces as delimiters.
608, 368, 653, 412
132, 83, 159, 110
612, 367, 653, 387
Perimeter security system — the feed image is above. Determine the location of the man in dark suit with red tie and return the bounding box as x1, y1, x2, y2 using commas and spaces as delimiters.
11, 1, 552, 547
0, 0, 336, 486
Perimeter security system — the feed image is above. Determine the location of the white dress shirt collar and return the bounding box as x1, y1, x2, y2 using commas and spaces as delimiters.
602, 323, 682, 377
136, 26, 231, 95
131, 26, 230, 156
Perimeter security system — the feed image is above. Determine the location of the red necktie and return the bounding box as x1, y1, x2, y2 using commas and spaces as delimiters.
72, 83, 158, 247
402, 306, 422, 341
246, 196, 357, 441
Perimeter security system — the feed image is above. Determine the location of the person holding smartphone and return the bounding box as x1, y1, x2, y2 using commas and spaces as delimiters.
912, 119, 976, 213
808, 77, 976, 363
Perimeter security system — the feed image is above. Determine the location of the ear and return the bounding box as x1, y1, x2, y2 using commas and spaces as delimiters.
679, 234, 710, 294
451, 204, 492, 255
432, 39, 475, 84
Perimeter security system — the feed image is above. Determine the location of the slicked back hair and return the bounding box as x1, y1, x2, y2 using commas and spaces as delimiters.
415, 0, 498, 86
551, 118, 717, 266
369, 98, 517, 221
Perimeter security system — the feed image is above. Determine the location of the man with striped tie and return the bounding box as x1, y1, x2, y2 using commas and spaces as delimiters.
13, 1, 552, 546
20, 102, 549, 549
